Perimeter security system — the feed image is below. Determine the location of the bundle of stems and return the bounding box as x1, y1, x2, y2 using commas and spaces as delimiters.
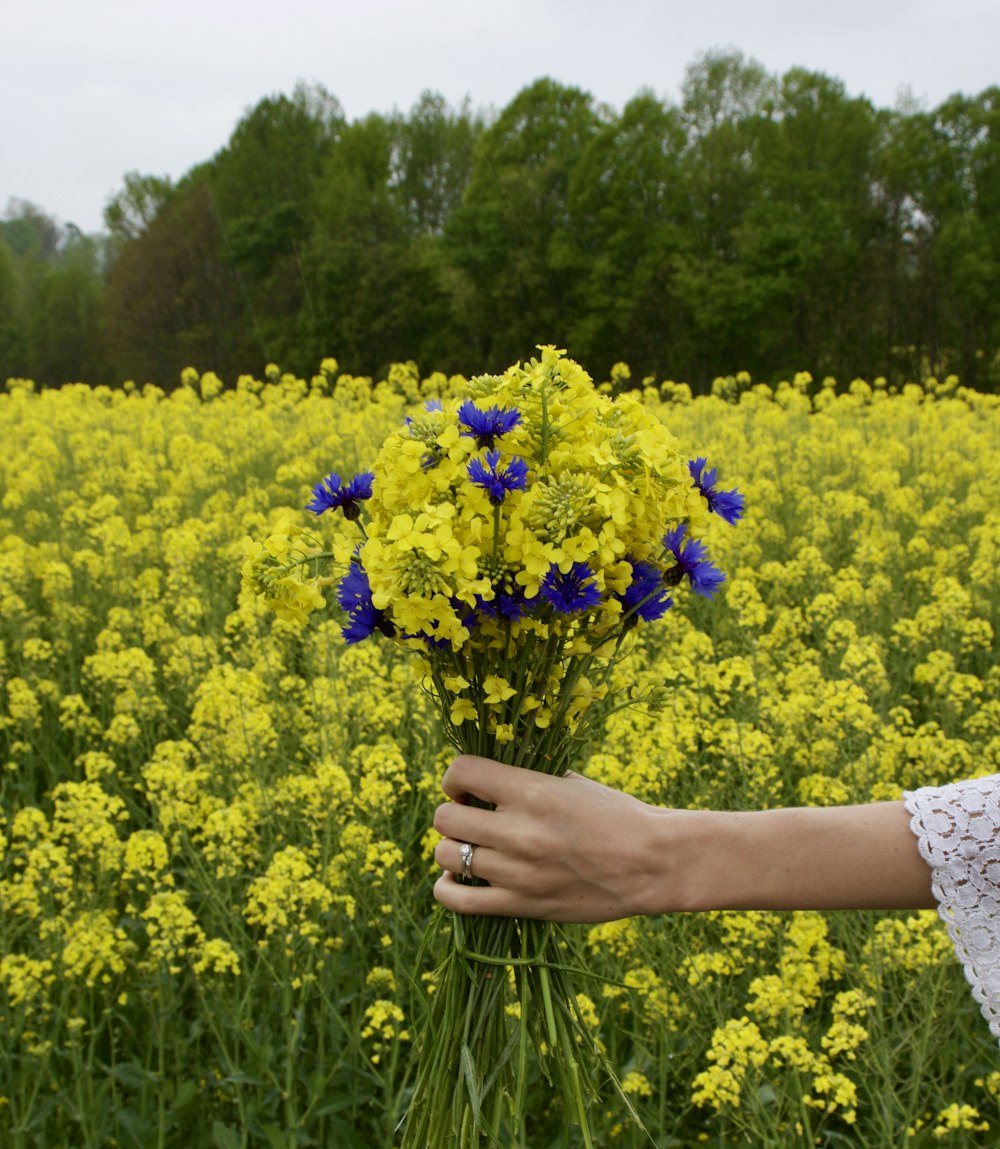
403, 911, 616, 1148
400, 633, 651, 1148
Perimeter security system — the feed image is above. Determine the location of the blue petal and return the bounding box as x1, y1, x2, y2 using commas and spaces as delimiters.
540, 562, 602, 614
689, 561, 726, 599
689, 457, 744, 524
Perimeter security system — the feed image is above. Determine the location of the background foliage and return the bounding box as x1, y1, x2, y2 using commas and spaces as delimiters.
2, 52, 999, 391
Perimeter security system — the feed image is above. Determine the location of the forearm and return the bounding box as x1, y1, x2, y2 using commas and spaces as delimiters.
664, 801, 936, 914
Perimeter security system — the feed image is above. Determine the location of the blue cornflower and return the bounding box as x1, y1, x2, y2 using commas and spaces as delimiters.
662, 524, 727, 599
335, 562, 394, 643
473, 587, 529, 623
342, 601, 386, 644
688, 559, 726, 599
336, 561, 372, 612
458, 400, 522, 450
307, 471, 375, 521
467, 449, 529, 505
617, 559, 673, 623
689, 458, 745, 525
539, 562, 603, 615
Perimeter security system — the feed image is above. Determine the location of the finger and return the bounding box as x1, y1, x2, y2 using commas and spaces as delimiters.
443, 755, 602, 802
433, 801, 505, 848
433, 870, 525, 917
441, 755, 542, 806
433, 838, 494, 882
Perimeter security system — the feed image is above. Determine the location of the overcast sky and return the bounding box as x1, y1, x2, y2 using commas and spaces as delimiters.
2, 0, 997, 235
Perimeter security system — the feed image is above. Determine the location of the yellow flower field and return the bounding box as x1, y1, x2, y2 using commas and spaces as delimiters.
0, 362, 998, 1147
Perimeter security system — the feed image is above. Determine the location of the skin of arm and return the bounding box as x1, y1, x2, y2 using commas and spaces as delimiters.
432, 755, 937, 924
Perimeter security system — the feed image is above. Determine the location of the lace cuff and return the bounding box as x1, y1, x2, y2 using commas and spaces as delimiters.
904, 775, 1000, 1040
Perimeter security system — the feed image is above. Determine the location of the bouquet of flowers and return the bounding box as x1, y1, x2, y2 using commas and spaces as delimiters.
243, 348, 742, 1146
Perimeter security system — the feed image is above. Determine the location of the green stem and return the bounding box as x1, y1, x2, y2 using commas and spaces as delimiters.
157, 988, 166, 1149
283, 983, 298, 1148
538, 962, 559, 1052
514, 965, 530, 1136
540, 379, 550, 465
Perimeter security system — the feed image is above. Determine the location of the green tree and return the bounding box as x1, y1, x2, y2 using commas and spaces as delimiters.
737, 68, 883, 377
104, 171, 174, 246
209, 82, 343, 222
24, 228, 108, 385
918, 89, 1000, 388
670, 51, 778, 375
0, 201, 108, 385
0, 198, 61, 260
385, 92, 485, 370
442, 78, 605, 365
102, 181, 245, 385
0, 236, 23, 378
565, 91, 692, 377
391, 91, 482, 237
306, 111, 428, 373
15, 67, 994, 393
205, 83, 344, 371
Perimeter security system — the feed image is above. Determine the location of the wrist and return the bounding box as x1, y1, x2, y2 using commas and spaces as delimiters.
636, 807, 733, 915
641, 807, 782, 914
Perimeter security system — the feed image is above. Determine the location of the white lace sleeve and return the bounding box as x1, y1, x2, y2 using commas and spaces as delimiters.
904, 775, 1000, 1040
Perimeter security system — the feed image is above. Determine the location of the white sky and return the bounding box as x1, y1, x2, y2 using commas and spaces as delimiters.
2, 0, 997, 235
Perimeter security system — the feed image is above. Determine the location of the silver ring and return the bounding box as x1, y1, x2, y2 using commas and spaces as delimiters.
458, 842, 475, 881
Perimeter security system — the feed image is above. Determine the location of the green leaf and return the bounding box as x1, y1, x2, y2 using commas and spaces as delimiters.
211, 1122, 244, 1149
459, 1042, 482, 1120
111, 1062, 154, 1090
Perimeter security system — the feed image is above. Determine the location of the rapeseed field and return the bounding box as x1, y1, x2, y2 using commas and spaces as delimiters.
0, 361, 997, 1147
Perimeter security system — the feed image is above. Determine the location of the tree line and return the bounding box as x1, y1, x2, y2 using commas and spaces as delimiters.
2, 51, 998, 392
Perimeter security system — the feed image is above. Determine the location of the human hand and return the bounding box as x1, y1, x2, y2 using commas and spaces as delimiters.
432, 755, 679, 923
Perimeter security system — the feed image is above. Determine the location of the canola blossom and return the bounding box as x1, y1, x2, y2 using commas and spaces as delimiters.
0, 359, 997, 1148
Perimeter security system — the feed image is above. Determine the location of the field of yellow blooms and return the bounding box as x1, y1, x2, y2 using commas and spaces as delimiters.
0, 360, 998, 1148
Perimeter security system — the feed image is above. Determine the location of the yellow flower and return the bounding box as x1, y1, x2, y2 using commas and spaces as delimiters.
621, 1071, 653, 1098
449, 698, 477, 726
482, 675, 516, 705
929, 1103, 990, 1138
